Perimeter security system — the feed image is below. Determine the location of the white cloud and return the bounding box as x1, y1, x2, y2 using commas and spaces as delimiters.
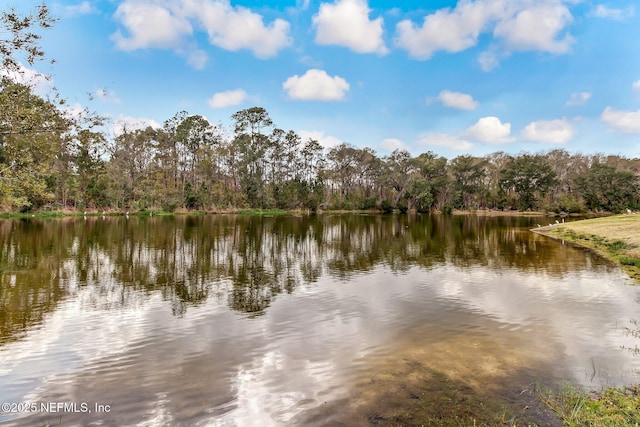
95, 88, 121, 104
521, 119, 575, 143
208, 89, 248, 108
633, 80, 640, 93
465, 116, 515, 144
417, 133, 473, 151
478, 48, 506, 71
565, 92, 591, 106
435, 90, 478, 110
601, 107, 640, 133
296, 0, 311, 11
395, 0, 492, 60
493, 3, 574, 54
0, 64, 52, 96
381, 138, 409, 152
395, 1, 575, 67
112, 115, 162, 136
62, 103, 86, 121
589, 4, 633, 21
313, 0, 388, 55
283, 69, 350, 101
65, 1, 95, 16
182, 0, 291, 58
298, 130, 344, 149
186, 48, 208, 70
112, 0, 291, 63
111, 2, 192, 50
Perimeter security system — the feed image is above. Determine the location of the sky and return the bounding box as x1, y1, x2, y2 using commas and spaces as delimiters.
9, 0, 640, 158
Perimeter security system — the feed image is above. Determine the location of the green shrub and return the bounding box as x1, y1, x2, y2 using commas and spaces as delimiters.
380, 200, 394, 214
606, 240, 628, 253
620, 257, 640, 267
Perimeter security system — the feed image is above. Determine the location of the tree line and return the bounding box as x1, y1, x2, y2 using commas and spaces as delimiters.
1, 5, 639, 214
1, 93, 639, 214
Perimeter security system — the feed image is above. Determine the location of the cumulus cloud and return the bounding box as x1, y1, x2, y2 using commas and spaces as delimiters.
208, 89, 248, 108
521, 119, 575, 143
62, 103, 86, 121
111, 2, 192, 50
589, 4, 632, 21
112, 115, 162, 136
395, 0, 575, 68
183, 0, 291, 58
417, 133, 473, 151
94, 88, 121, 103
477, 47, 509, 72
298, 130, 344, 149
381, 138, 410, 152
601, 107, 640, 133
313, 0, 388, 54
297, 0, 311, 11
64, 1, 95, 16
394, 0, 491, 60
493, 3, 574, 54
283, 69, 350, 101
1, 64, 52, 96
435, 90, 478, 110
565, 92, 591, 106
465, 116, 515, 144
111, 0, 291, 64
186, 48, 208, 70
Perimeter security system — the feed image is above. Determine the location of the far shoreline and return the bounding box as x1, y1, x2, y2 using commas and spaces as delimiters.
0, 207, 598, 219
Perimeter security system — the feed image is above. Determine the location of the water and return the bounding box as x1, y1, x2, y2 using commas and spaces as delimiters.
1, 214, 639, 426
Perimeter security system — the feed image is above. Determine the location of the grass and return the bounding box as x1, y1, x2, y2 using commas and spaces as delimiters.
533, 214, 640, 283
234, 208, 290, 215
0, 211, 67, 218
452, 209, 547, 217
540, 385, 640, 426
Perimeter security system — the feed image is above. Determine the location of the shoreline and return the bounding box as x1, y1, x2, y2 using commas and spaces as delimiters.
0, 207, 581, 219
531, 213, 640, 283
531, 214, 640, 424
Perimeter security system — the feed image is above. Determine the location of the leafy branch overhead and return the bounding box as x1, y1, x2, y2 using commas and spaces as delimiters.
0, 2, 56, 71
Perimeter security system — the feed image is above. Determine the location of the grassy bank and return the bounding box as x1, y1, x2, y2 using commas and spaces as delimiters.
532, 214, 640, 425
540, 385, 640, 426
532, 214, 640, 283
452, 209, 547, 216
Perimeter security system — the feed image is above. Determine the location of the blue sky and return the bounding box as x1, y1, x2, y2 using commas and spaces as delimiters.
12, 0, 640, 158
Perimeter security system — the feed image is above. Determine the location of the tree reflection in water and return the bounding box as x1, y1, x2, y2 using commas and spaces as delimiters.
0, 214, 614, 344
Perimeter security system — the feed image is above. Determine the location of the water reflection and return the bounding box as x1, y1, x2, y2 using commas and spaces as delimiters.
0, 214, 639, 426
0, 214, 618, 333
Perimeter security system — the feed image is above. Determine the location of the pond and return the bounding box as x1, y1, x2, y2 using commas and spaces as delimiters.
1, 214, 639, 426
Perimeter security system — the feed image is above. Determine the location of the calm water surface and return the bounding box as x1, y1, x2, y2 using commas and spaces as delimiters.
1, 214, 639, 426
